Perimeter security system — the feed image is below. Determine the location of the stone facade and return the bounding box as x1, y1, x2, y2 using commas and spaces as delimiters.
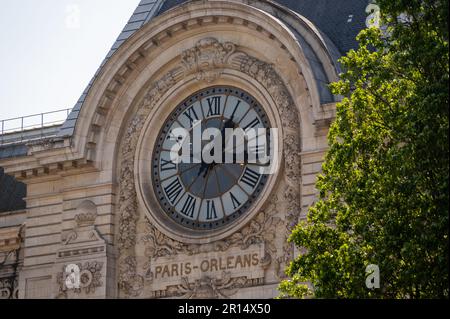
0, 0, 368, 299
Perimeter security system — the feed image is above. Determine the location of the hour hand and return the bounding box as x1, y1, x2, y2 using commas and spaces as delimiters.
198, 161, 209, 178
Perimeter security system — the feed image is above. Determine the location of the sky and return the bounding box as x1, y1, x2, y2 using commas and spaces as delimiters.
0, 0, 141, 123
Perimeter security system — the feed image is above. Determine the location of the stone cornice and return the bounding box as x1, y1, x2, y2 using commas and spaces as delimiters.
0, 150, 94, 181
0, 226, 22, 253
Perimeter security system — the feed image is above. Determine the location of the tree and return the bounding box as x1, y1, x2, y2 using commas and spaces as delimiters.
279, 0, 448, 298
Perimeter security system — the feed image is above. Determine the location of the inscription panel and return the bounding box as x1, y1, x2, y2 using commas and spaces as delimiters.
149, 244, 265, 291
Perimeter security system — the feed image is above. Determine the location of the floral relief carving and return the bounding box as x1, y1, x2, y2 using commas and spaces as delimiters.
232, 54, 300, 130
221, 196, 282, 270
118, 73, 177, 252
280, 134, 301, 273
283, 134, 301, 183
141, 220, 190, 261
232, 50, 302, 277
181, 38, 236, 83
117, 71, 177, 297
167, 271, 263, 299
117, 38, 301, 296
118, 256, 144, 298
0, 278, 18, 299
141, 72, 177, 111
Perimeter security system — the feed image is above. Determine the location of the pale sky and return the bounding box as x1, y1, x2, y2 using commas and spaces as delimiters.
0, 0, 141, 122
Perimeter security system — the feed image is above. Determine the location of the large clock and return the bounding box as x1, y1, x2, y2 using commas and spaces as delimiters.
152, 86, 271, 231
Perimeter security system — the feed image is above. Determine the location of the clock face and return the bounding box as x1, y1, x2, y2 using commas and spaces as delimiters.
152, 87, 271, 230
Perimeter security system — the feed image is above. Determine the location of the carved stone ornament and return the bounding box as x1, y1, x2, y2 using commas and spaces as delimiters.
181, 38, 236, 83
117, 38, 301, 297
165, 271, 264, 299
61, 201, 103, 248
56, 261, 104, 298
0, 278, 18, 299
141, 196, 282, 283
0, 226, 23, 299
74, 213, 96, 227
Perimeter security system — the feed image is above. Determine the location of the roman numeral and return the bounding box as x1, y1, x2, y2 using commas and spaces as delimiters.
230, 192, 241, 210
160, 158, 176, 171
166, 130, 180, 142
183, 106, 199, 127
240, 167, 260, 189
180, 195, 196, 218
163, 178, 183, 204
230, 100, 241, 120
248, 142, 267, 161
206, 96, 221, 117
243, 117, 261, 131
206, 200, 218, 220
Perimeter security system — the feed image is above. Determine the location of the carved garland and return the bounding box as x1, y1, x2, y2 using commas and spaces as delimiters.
117, 38, 301, 297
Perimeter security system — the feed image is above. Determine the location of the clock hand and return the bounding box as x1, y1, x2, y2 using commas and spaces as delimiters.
221, 118, 236, 163
198, 160, 209, 178
198, 120, 223, 178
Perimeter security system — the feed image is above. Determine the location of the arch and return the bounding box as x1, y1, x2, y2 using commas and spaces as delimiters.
70, 0, 337, 169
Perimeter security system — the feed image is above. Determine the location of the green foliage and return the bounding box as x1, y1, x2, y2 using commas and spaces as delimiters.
279, 0, 448, 298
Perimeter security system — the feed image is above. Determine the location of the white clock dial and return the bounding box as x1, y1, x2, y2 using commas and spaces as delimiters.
152, 87, 271, 230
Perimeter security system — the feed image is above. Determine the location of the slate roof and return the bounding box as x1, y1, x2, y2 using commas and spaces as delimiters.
275, 0, 368, 55
0, 167, 26, 213
159, 0, 369, 55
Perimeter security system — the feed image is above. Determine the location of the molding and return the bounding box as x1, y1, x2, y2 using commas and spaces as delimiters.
153, 272, 264, 299
0, 226, 22, 253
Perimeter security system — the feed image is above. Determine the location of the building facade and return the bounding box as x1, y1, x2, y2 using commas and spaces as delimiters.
0, 0, 369, 299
